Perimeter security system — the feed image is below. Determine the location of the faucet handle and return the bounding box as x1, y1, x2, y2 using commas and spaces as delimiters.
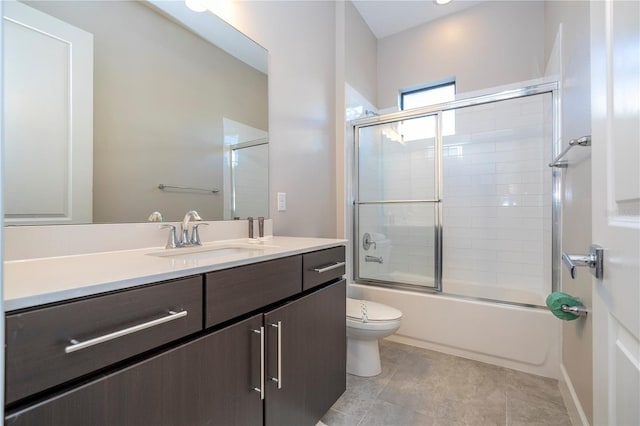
191, 223, 209, 245
362, 233, 377, 251
160, 224, 178, 249
148, 211, 164, 222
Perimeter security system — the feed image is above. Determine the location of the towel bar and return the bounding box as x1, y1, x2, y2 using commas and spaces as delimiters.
549, 135, 591, 168
561, 304, 589, 316
158, 184, 219, 194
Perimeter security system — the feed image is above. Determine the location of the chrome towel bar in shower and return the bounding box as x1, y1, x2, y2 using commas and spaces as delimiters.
158, 184, 220, 194
549, 135, 591, 168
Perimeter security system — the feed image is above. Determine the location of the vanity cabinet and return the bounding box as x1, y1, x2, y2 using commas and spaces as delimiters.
302, 246, 346, 291
264, 280, 346, 426
5, 246, 346, 426
6, 313, 265, 426
5, 275, 203, 404
205, 255, 302, 328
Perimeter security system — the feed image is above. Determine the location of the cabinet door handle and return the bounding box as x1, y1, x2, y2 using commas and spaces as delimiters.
269, 321, 282, 389
65, 310, 187, 354
312, 261, 346, 274
252, 326, 265, 400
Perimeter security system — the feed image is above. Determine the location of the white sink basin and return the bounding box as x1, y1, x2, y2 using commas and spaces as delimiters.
147, 242, 279, 261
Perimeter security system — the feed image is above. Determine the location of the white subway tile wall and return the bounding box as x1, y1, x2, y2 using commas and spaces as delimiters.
442, 94, 552, 304
357, 93, 552, 305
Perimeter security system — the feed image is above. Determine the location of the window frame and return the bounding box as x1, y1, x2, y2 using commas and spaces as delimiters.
400, 80, 456, 111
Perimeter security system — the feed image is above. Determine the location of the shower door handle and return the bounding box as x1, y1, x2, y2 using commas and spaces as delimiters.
562, 244, 603, 280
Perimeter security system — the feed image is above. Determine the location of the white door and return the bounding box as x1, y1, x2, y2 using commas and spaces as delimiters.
3, 1, 93, 224
591, 1, 640, 425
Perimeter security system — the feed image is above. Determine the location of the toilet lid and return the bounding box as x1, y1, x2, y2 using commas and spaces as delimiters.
346, 298, 402, 322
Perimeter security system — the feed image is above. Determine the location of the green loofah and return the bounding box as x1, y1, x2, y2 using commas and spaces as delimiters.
546, 292, 583, 321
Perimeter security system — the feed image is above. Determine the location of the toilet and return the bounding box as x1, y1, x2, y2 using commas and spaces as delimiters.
346, 298, 402, 377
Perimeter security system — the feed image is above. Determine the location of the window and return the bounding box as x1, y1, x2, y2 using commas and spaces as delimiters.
400, 80, 456, 137
400, 81, 456, 110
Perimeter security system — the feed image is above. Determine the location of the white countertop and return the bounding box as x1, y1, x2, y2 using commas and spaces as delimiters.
4, 236, 347, 312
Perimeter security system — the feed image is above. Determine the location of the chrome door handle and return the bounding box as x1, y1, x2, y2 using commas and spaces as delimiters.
252, 326, 265, 400
65, 310, 187, 354
562, 244, 604, 279
312, 262, 346, 274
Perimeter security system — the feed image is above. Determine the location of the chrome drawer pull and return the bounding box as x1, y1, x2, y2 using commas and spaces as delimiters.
65, 310, 188, 354
312, 262, 346, 274
269, 321, 282, 389
252, 326, 265, 400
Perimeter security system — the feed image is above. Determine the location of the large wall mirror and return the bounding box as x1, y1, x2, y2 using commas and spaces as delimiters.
3, 0, 269, 225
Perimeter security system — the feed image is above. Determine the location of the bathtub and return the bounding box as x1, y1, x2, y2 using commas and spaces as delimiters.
371, 271, 548, 307
349, 282, 561, 378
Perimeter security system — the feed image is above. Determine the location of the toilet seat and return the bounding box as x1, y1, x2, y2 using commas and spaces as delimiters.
346, 298, 403, 377
347, 316, 400, 331
347, 298, 402, 323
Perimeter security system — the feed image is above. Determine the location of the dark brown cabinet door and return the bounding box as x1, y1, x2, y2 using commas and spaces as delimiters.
264, 280, 346, 426
6, 314, 264, 426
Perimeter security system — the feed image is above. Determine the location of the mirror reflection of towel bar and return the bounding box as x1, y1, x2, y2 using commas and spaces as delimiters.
158, 184, 219, 194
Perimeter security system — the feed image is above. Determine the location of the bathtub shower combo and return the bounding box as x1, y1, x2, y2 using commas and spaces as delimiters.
350, 82, 563, 377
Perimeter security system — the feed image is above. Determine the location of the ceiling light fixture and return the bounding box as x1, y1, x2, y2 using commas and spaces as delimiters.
185, 0, 208, 13
434, 0, 453, 5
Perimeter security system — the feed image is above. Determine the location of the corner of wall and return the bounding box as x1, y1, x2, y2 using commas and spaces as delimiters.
559, 363, 591, 426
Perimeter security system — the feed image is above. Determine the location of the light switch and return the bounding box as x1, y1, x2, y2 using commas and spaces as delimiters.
277, 192, 286, 211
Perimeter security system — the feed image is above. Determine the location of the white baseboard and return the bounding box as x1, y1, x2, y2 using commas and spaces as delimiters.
559, 363, 590, 426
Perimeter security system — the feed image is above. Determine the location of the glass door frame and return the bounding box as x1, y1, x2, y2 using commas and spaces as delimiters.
352, 81, 560, 296
353, 111, 443, 292
230, 139, 269, 219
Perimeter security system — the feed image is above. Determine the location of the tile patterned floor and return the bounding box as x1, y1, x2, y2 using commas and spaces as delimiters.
322, 340, 572, 426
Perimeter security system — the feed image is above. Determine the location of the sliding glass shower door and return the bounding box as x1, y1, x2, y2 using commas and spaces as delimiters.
353, 83, 557, 306
354, 113, 442, 291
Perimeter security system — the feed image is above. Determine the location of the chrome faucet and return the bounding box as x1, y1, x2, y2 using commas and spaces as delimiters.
181, 210, 203, 245
159, 210, 205, 249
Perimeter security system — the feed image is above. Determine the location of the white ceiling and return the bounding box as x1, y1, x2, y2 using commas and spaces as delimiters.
352, 0, 485, 39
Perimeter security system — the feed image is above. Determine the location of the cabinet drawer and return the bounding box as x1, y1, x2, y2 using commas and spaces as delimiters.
302, 246, 346, 291
6, 314, 264, 426
205, 256, 301, 328
5, 276, 202, 404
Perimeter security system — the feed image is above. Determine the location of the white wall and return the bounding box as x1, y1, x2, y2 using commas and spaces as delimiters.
544, 2, 593, 425
345, 1, 377, 108
377, 1, 545, 110
220, 1, 338, 238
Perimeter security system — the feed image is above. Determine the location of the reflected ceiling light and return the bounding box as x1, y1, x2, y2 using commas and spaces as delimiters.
185, 0, 208, 12
434, 0, 453, 5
